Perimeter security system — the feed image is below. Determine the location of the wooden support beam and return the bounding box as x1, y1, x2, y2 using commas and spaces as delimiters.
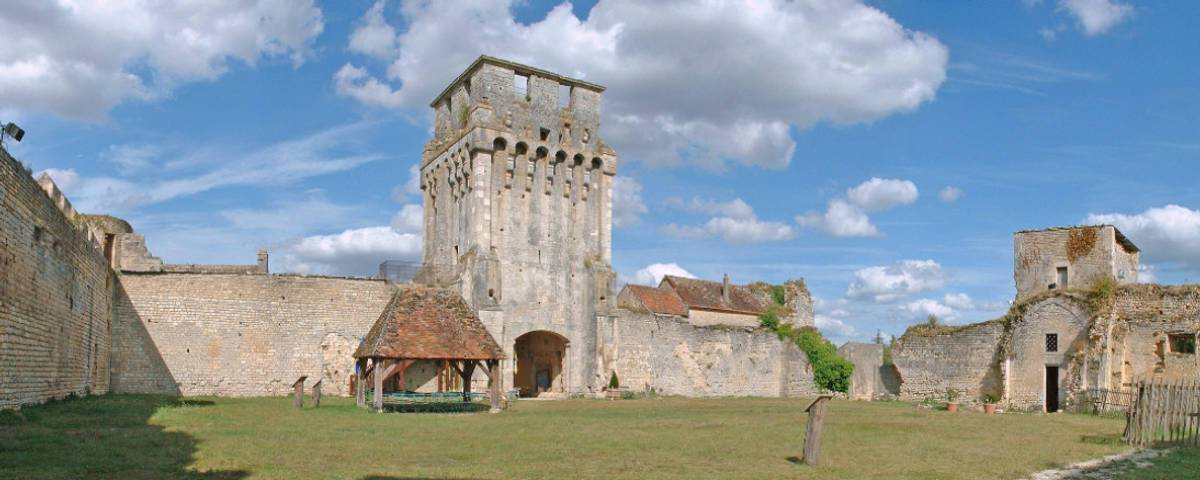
312, 379, 323, 408
488, 359, 502, 414
803, 395, 832, 465
373, 359, 387, 412
459, 361, 476, 402
292, 376, 307, 409
355, 359, 365, 407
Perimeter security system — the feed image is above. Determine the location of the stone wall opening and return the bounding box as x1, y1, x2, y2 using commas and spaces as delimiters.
513, 330, 568, 398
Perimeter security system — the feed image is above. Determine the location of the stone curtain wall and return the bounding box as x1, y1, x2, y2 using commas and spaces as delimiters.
892, 322, 1005, 402
602, 311, 818, 397
1109, 285, 1200, 386
837, 342, 884, 400
112, 273, 394, 397
0, 149, 115, 409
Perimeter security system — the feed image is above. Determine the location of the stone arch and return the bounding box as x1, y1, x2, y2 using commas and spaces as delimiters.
591, 157, 603, 170
1005, 296, 1091, 410
512, 330, 570, 398
515, 142, 528, 155
572, 153, 585, 166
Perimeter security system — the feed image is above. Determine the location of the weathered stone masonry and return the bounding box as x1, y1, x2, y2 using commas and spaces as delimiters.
2, 56, 820, 407
112, 273, 394, 397
0, 150, 114, 408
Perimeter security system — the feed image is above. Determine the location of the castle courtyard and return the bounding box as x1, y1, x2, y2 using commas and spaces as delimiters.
1, 395, 1131, 480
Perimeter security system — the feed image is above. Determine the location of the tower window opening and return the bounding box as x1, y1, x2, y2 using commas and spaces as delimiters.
559, 84, 571, 108
514, 74, 529, 99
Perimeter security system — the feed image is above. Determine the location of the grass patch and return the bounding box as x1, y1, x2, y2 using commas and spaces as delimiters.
0, 394, 1131, 479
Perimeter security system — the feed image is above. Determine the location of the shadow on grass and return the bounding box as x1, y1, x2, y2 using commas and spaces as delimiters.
1080, 433, 1124, 446
360, 477, 491, 480
0, 394, 247, 480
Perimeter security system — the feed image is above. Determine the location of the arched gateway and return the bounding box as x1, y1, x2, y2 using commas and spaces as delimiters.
513, 331, 568, 397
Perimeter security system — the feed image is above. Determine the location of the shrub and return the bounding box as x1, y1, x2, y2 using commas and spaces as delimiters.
983, 393, 999, 404
758, 309, 780, 330
793, 327, 854, 394
608, 372, 619, 390
769, 285, 786, 306
946, 388, 959, 402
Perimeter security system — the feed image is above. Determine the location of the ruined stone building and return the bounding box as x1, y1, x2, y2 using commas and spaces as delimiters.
1, 56, 821, 409
893, 225, 1200, 412
617, 275, 814, 329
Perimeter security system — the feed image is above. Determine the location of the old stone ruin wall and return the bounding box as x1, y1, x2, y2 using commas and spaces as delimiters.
112, 272, 395, 397
0, 150, 116, 409
1014, 226, 1138, 301
1106, 285, 1200, 386
599, 310, 819, 397
892, 286, 1200, 410
892, 321, 1006, 403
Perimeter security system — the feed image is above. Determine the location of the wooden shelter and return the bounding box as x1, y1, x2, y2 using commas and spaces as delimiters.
353, 287, 505, 412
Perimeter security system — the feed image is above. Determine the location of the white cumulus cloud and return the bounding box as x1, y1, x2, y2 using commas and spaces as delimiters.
612, 176, 648, 228
1060, 0, 1134, 36
1086, 205, 1200, 269
627, 262, 696, 286
664, 197, 794, 244
336, 0, 947, 170
900, 298, 957, 321
846, 259, 945, 302
938, 186, 963, 203
846, 178, 919, 211
0, 0, 324, 120
797, 178, 919, 237
281, 225, 421, 276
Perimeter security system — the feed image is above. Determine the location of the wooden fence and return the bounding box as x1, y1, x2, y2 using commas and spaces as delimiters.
1123, 380, 1200, 447
1073, 386, 1136, 416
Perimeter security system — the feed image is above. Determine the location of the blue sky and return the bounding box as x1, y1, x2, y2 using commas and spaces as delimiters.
4, 0, 1199, 344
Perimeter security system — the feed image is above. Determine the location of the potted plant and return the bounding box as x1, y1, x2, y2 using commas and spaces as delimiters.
945, 388, 960, 412
983, 394, 999, 415
605, 372, 621, 400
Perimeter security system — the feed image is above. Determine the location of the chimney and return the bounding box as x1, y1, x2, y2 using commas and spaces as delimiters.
257, 249, 269, 274
722, 273, 731, 304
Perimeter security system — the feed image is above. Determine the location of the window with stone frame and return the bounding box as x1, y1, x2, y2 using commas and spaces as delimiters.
1045, 333, 1058, 353
1169, 334, 1197, 354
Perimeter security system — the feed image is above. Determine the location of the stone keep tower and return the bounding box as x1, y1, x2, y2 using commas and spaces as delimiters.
419, 56, 617, 397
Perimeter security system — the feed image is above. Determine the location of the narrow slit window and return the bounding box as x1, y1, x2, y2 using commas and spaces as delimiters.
1056, 267, 1068, 289
1045, 333, 1058, 353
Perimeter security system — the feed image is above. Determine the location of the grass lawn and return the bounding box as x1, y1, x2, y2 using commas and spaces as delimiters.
0, 394, 1135, 479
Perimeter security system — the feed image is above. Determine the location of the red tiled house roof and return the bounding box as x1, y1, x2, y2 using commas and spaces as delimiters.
620, 284, 688, 316
660, 275, 768, 315
353, 287, 504, 360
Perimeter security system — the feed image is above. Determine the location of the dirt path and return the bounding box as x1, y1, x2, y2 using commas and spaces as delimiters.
1025, 448, 1170, 480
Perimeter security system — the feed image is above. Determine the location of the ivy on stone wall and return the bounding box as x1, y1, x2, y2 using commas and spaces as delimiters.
1067, 227, 1099, 263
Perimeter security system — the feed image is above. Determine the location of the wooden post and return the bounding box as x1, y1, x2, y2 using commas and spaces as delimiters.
374, 359, 386, 412
312, 379, 322, 408
456, 361, 476, 403
803, 395, 833, 466
292, 376, 307, 409
355, 359, 365, 407
488, 360, 502, 413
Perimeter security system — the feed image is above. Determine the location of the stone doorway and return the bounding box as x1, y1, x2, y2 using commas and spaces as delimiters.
513, 331, 568, 398
1045, 366, 1060, 413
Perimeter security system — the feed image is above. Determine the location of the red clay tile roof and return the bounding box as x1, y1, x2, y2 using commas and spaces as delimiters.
353, 287, 504, 360
661, 275, 768, 315
623, 284, 688, 316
